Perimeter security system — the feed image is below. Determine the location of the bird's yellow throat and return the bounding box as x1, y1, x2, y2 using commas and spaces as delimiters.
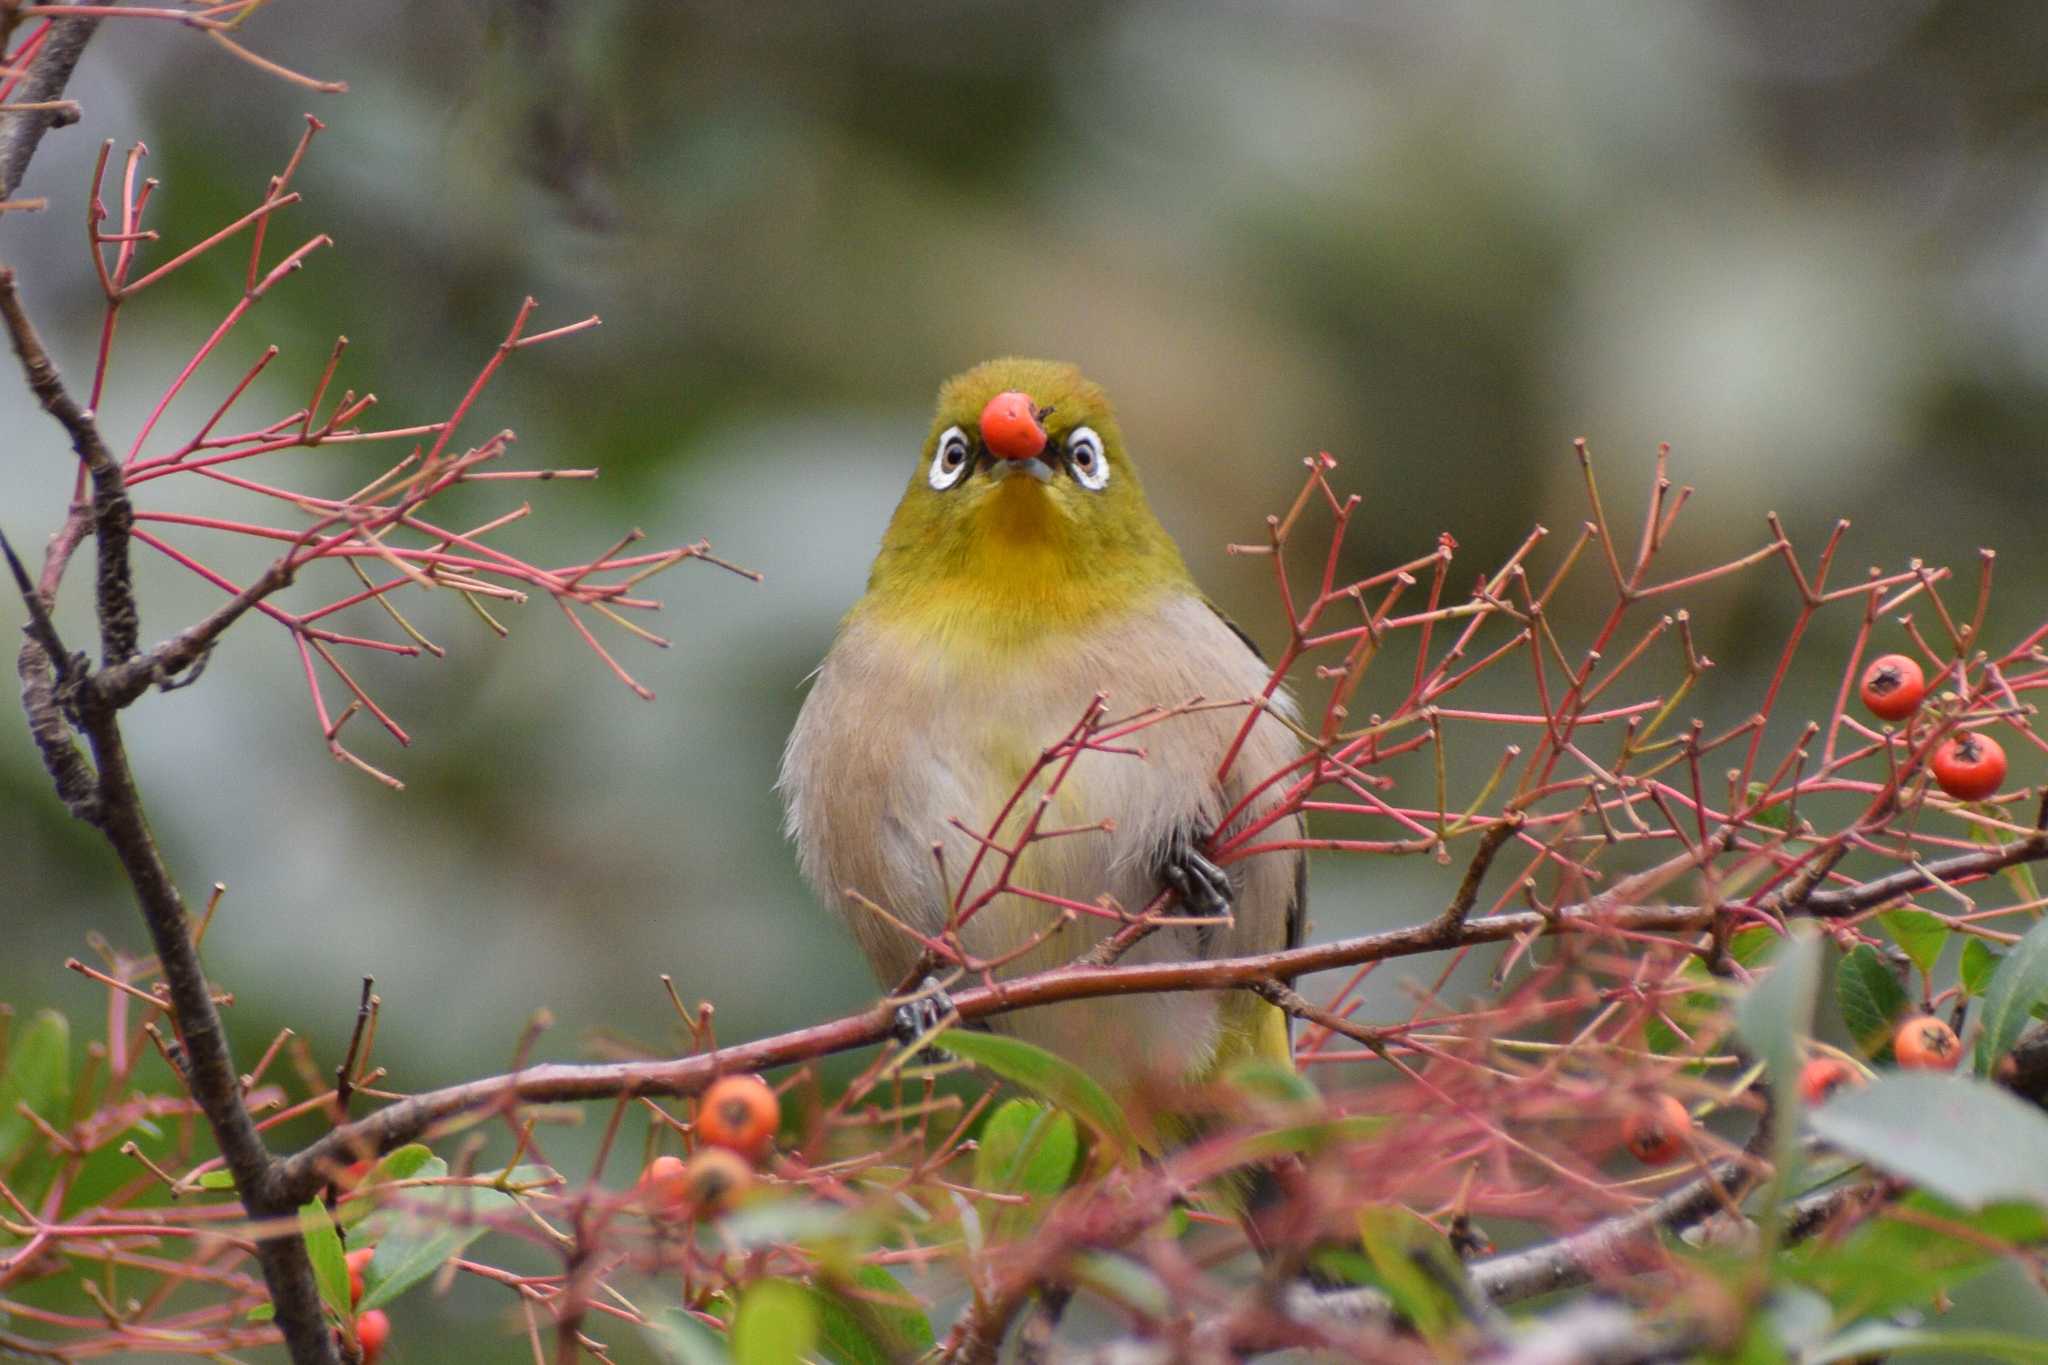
863, 482, 1188, 670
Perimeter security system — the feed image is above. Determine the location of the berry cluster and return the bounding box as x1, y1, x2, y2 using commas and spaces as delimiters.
1857, 651, 2010, 800
333, 1248, 388, 1364
637, 1075, 783, 1220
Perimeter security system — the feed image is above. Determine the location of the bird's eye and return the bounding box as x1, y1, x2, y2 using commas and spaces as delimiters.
1066, 426, 1109, 491
928, 426, 972, 490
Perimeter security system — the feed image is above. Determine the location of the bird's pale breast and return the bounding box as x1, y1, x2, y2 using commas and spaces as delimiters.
781, 591, 1303, 1084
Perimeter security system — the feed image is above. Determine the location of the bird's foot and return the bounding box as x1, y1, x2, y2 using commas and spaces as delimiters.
1162, 845, 1234, 920
891, 975, 958, 1060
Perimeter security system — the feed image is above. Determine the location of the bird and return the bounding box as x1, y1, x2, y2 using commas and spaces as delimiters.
779, 358, 1306, 1112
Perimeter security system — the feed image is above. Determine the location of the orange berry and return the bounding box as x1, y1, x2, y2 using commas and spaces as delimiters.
1798, 1057, 1862, 1106
1858, 654, 1926, 721
680, 1147, 753, 1218
635, 1154, 690, 1216
978, 390, 1047, 461
697, 1075, 780, 1159
355, 1308, 390, 1364
1893, 1015, 1961, 1070
345, 1246, 374, 1305
1930, 732, 2007, 802
1620, 1094, 1693, 1164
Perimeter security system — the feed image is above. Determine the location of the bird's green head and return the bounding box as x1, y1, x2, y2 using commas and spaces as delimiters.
861, 359, 1194, 650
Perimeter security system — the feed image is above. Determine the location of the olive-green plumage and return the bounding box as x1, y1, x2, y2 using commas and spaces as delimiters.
780, 358, 1304, 1105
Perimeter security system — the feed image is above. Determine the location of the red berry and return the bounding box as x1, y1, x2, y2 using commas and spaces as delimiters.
1858, 654, 1926, 721
679, 1147, 753, 1217
345, 1246, 374, 1305
696, 1075, 780, 1159
355, 1308, 390, 1364
1930, 731, 2007, 801
1620, 1094, 1693, 1164
978, 390, 1047, 461
1893, 1015, 1961, 1070
635, 1154, 690, 1216
1798, 1057, 1862, 1105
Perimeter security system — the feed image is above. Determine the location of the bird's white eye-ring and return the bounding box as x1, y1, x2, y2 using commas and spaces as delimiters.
1066, 426, 1109, 491
928, 425, 972, 490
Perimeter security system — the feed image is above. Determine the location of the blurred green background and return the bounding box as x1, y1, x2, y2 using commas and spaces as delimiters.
6, 0, 2048, 1356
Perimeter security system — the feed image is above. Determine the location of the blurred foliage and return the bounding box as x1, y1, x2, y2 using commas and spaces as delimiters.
6, 0, 2048, 1357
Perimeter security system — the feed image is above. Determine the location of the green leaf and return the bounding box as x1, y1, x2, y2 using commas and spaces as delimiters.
1223, 1060, 1321, 1109
339, 1150, 447, 1229
643, 1308, 734, 1365
356, 1182, 515, 1312
1977, 915, 2048, 1074
368, 1144, 439, 1185
1879, 909, 1948, 979
1807, 1323, 2048, 1363
1963, 938, 2003, 999
1736, 927, 1822, 1227
1219, 1113, 1389, 1166
1357, 1205, 1465, 1348
298, 1201, 352, 1321
1835, 944, 1910, 1061
939, 1029, 1138, 1154
1786, 1194, 2046, 1318
1070, 1252, 1171, 1317
1643, 926, 1776, 1056
1306, 1247, 1376, 1286
808, 1265, 931, 1365
730, 1279, 816, 1365
808, 1292, 888, 1365
1807, 1073, 2048, 1208
245, 1302, 276, 1323
196, 1170, 238, 1190
1746, 782, 1793, 832
974, 1099, 1078, 1198
973, 1099, 1077, 1239
0, 1010, 70, 1162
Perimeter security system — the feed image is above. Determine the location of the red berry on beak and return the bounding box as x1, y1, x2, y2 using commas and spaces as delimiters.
979, 390, 1047, 461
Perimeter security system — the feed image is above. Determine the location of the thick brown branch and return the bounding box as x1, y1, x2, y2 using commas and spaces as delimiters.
2, 247, 340, 1365
92, 554, 293, 705
0, 0, 97, 201
277, 821, 2048, 1207
0, 265, 136, 663
4, 527, 96, 818
1430, 811, 1524, 934
69, 699, 336, 1362
1797, 823, 2048, 916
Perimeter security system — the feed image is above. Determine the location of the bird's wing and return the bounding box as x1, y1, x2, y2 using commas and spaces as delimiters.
1205, 597, 1266, 665
1287, 852, 1307, 952
1202, 598, 1308, 953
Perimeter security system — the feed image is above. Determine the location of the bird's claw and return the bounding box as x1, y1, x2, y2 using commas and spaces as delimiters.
1163, 846, 1233, 920
891, 975, 957, 1060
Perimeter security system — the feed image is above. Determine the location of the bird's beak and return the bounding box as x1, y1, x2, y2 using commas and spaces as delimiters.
987, 455, 1056, 484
